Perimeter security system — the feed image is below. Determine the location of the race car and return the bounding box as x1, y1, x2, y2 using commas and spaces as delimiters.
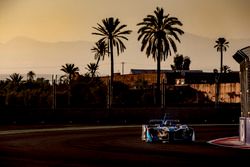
141, 119, 195, 143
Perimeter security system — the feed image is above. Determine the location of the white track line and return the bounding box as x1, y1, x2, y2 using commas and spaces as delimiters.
0, 125, 140, 135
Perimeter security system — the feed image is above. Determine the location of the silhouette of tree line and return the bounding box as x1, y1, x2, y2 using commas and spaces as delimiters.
0, 6, 231, 109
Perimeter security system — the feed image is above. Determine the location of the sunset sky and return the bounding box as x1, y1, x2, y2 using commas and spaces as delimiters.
0, 0, 249, 75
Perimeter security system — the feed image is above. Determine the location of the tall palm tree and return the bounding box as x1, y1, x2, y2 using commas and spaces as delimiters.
214, 37, 229, 107
60, 63, 79, 84
92, 17, 132, 107
137, 7, 184, 106
214, 37, 229, 73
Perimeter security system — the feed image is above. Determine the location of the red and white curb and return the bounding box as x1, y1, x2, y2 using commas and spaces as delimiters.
208, 136, 250, 149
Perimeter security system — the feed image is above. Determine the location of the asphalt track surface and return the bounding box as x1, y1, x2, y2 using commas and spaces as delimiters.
0, 124, 249, 167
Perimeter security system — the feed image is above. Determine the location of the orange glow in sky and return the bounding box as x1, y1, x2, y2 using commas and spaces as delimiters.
0, 0, 249, 75
0, 0, 249, 42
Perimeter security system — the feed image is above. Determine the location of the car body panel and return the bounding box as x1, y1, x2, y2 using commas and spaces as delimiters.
142, 119, 195, 143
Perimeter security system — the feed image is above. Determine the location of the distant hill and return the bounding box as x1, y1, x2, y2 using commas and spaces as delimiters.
0, 34, 249, 76
0, 37, 94, 75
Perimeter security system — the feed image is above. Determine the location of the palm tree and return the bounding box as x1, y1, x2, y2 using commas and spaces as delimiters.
214, 37, 229, 107
60, 63, 79, 106
7, 73, 23, 93
214, 37, 229, 73
137, 7, 184, 106
214, 68, 220, 107
85, 63, 99, 77
92, 17, 132, 107
7, 73, 23, 84
60, 63, 79, 84
91, 41, 108, 75
5, 73, 23, 106
27, 71, 36, 82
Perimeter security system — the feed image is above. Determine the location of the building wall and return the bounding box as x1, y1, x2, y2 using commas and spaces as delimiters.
190, 83, 240, 103
100, 73, 240, 103
100, 73, 165, 88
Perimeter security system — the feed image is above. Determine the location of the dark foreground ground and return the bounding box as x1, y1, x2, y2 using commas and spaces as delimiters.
0, 124, 249, 167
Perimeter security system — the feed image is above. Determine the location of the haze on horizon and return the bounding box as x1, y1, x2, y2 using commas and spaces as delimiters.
0, 0, 249, 76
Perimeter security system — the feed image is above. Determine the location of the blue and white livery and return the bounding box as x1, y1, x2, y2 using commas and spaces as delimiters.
142, 119, 195, 143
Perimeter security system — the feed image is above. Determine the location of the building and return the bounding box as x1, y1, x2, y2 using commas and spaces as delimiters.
165, 71, 240, 103
100, 69, 240, 103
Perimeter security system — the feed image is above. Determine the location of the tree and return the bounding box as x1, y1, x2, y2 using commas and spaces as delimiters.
171, 54, 183, 71
7, 73, 23, 85
60, 63, 79, 106
214, 37, 229, 107
222, 65, 231, 73
213, 68, 220, 107
91, 41, 108, 76
60, 63, 79, 84
27, 71, 36, 82
183, 56, 191, 70
92, 17, 132, 108
137, 7, 184, 106
171, 54, 191, 71
91, 41, 108, 68
85, 63, 99, 77
214, 37, 229, 73
6, 73, 24, 105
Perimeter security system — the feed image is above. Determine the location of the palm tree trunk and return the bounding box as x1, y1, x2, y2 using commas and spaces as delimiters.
215, 78, 220, 108
109, 39, 114, 108
217, 47, 223, 107
93, 56, 100, 76
220, 47, 223, 73
68, 74, 72, 107
96, 56, 100, 66
156, 51, 161, 107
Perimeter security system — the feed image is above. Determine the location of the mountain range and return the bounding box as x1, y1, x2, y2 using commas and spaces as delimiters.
0, 33, 249, 76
